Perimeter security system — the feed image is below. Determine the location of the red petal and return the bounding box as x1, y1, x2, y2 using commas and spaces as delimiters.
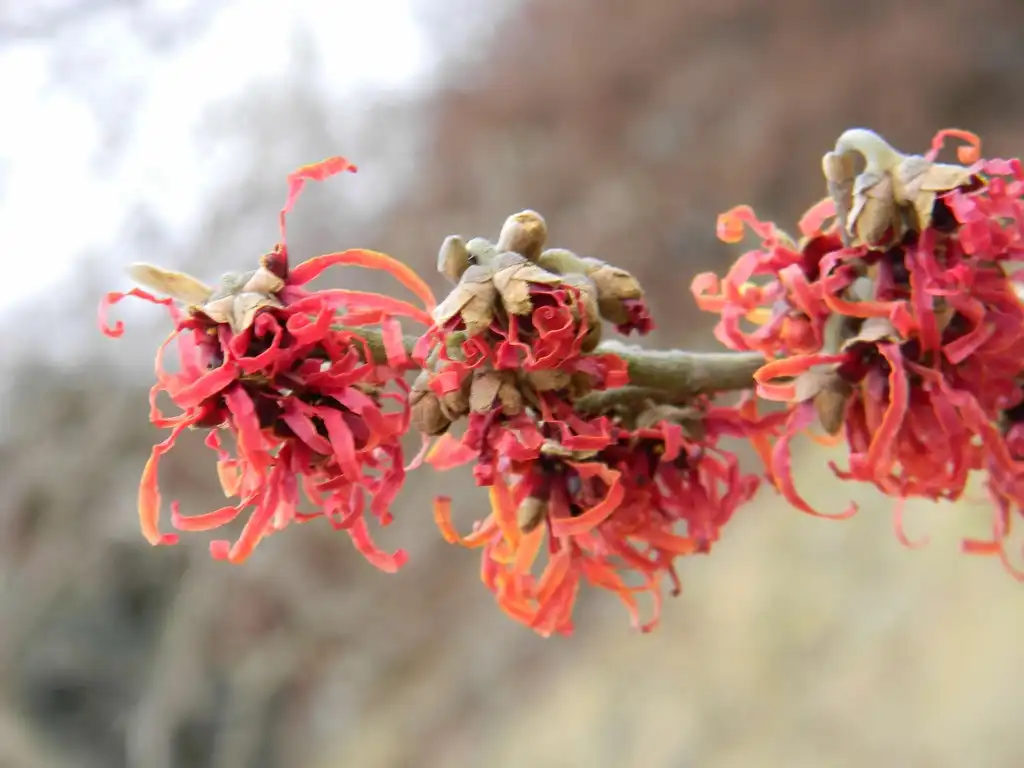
489, 474, 522, 547
716, 205, 775, 244
226, 466, 285, 564
550, 463, 625, 537
381, 317, 409, 368
798, 197, 836, 236
279, 157, 357, 241
287, 248, 436, 310
755, 354, 844, 402
426, 433, 479, 470
862, 344, 909, 475
290, 287, 432, 326
771, 402, 859, 520
926, 128, 981, 164
98, 289, 174, 338
345, 516, 408, 573
892, 496, 930, 550
137, 423, 190, 546
433, 496, 495, 547
172, 502, 245, 532
224, 386, 271, 475
319, 408, 362, 480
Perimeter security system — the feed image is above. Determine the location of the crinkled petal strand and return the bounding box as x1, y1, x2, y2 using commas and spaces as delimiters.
137, 422, 194, 546
98, 289, 175, 338
287, 249, 436, 311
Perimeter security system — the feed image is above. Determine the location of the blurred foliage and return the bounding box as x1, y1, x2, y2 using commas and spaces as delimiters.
2, 1, 1024, 767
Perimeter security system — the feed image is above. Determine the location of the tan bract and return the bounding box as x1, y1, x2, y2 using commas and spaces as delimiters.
432, 264, 499, 337
491, 252, 563, 316
126, 262, 286, 332
823, 128, 971, 248
469, 369, 524, 415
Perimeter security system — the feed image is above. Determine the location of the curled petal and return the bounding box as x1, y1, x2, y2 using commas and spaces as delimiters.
287, 248, 436, 311
137, 423, 190, 547
771, 402, 859, 520
280, 157, 357, 242
344, 516, 408, 573
285, 286, 433, 326
549, 463, 625, 537
716, 204, 777, 243
99, 289, 175, 338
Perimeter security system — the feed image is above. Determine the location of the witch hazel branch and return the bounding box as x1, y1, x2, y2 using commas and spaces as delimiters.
100, 127, 1024, 636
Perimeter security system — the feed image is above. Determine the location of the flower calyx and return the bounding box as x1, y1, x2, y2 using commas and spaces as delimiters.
823, 127, 974, 248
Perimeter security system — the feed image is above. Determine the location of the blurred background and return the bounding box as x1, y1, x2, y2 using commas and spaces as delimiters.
2, 1, 1024, 766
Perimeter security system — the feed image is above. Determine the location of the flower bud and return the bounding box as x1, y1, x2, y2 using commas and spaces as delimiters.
496, 210, 548, 262
411, 373, 453, 436
516, 496, 549, 533
525, 369, 572, 392
438, 235, 471, 284
469, 369, 524, 415
813, 375, 853, 436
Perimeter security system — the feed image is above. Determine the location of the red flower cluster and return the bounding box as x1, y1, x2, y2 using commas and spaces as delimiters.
693, 128, 1024, 572
431, 398, 767, 635
100, 158, 435, 569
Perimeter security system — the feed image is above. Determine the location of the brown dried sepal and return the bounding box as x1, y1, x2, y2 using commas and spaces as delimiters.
891, 155, 972, 232
440, 373, 472, 421
516, 497, 549, 534
842, 316, 900, 350
524, 369, 572, 393
824, 128, 971, 248
786, 365, 853, 436
411, 371, 470, 435
822, 152, 856, 244
813, 375, 854, 436
197, 266, 287, 332
496, 210, 548, 262
469, 369, 524, 415
491, 252, 563, 316
126, 263, 215, 306
432, 264, 498, 337
538, 440, 600, 461
410, 378, 452, 436
848, 171, 902, 248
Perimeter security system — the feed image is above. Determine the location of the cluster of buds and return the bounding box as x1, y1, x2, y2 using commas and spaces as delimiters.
694, 127, 1024, 572
99, 158, 435, 570
410, 210, 654, 483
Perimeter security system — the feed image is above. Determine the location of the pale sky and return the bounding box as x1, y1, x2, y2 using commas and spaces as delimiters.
0, 1, 430, 316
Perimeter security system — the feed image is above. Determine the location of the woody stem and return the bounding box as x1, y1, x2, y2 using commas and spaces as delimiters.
600, 342, 765, 396
336, 326, 765, 398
